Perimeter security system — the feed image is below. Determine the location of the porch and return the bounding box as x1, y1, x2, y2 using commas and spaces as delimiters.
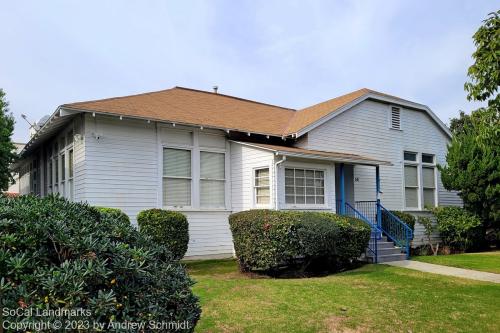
335, 163, 413, 262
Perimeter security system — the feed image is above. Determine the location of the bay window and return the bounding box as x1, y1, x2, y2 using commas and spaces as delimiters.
163, 148, 192, 207
285, 168, 324, 206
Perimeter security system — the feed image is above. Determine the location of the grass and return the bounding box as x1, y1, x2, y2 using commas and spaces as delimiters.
413, 251, 500, 274
185, 259, 500, 333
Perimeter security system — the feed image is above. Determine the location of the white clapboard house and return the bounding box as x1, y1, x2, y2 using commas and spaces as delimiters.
16, 87, 461, 261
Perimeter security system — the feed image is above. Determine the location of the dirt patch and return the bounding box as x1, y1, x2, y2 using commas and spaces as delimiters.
323, 315, 367, 333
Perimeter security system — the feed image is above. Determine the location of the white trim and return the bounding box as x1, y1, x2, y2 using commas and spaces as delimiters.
253, 166, 271, 208
294, 93, 452, 139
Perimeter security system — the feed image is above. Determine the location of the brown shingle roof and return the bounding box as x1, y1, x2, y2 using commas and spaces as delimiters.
62, 87, 296, 137
61, 86, 415, 137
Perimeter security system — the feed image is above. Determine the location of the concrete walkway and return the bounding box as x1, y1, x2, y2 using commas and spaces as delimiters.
385, 260, 500, 284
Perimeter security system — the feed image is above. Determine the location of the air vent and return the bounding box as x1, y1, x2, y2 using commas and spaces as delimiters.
391, 107, 401, 130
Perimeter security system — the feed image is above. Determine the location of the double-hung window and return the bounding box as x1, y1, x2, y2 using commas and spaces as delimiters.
404, 152, 419, 209
422, 154, 436, 208
285, 168, 325, 205
163, 148, 192, 207
254, 168, 270, 205
200, 151, 225, 208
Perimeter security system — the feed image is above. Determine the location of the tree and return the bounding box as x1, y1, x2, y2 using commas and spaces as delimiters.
0, 89, 16, 191
464, 10, 499, 106
439, 11, 500, 230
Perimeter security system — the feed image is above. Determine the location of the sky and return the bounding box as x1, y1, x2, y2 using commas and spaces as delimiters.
1, 0, 496, 143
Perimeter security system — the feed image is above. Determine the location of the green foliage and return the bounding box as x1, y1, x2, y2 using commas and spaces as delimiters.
419, 216, 434, 239
439, 107, 500, 228
137, 209, 189, 260
0, 89, 16, 191
95, 206, 130, 226
464, 11, 500, 106
0, 195, 200, 330
228, 210, 371, 274
433, 206, 482, 251
390, 211, 416, 231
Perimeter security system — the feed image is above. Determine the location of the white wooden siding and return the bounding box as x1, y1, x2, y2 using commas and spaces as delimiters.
230, 143, 275, 211
83, 114, 158, 222
73, 114, 86, 202
296, 100, 461, 210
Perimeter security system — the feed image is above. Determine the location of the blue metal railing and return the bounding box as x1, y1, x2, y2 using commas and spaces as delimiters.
336, 200, 380, 262
379, 203, 413, 259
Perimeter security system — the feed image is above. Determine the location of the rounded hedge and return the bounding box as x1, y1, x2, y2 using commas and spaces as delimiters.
0, 195, 200, 331
137, 209, 189, 260
95, 206, 130, 226
433, 206, 482, 251
229, 210, 371, 274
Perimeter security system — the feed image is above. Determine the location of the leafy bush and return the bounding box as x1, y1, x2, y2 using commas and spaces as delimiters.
229, 210, 371, 274
0, 195, 200, 331
433, 206, 482, 251
390, 211, 416, 231
137, 209, 189, 260
95, 206, 130, 226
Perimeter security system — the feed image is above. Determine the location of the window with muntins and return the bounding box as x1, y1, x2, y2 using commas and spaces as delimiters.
163, 148, 192, 207
285, 168, 325, 205
200, 151, 225, 208
403, 152, 436, 209
254, 168, 270, 205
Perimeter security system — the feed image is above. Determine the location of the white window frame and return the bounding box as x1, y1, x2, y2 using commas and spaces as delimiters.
159, 127, 230, 211
284, 167, 327, 209
421, 153, 437, 209
162, 146, 194, 209
199, 148, 227, 209
403, 151, 420, 210
253, 167, 271, 208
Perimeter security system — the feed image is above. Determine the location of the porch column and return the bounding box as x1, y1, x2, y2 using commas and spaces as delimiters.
339, 163, 345, 215
375, 165, 381, 227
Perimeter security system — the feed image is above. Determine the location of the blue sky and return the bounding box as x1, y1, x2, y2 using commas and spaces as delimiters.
1, 0, 496, 142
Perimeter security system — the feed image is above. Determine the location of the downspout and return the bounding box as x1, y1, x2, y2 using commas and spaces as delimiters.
274, 154, 286, 210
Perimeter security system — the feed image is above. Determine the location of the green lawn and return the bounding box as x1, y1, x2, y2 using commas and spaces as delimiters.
185, 259, 500, 333
413, 251, 500, 274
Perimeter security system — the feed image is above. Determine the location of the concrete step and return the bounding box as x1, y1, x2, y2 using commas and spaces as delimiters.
368, 241, 394, 249
375, 247, 404, 256
377, 253, 407, 263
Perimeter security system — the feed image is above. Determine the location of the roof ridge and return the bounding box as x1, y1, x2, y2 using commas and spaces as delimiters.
174, 86, 296, 111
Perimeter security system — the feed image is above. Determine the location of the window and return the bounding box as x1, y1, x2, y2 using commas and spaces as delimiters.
200, 151, 225, 208
60, 153, 65, 197
285, 168, 324, 205
390, 106, 401, 130
403, 152, 436, 209
53, 154, 58, 193
422, 153, 434, 164
404, 165, 419, 208
404, 151, 417, 162
422, 153, 436, 208
163, 148, 191, 207
254, 168, 270, 205
68, 149, 74, 201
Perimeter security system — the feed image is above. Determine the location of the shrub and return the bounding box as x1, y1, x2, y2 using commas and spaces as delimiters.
433, 206, 482, 251
229, 210, 371, 274
390, 211, 416, 231
137, 209, 189, 260
95, 206, 130, 226
0, 195, 200, 331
